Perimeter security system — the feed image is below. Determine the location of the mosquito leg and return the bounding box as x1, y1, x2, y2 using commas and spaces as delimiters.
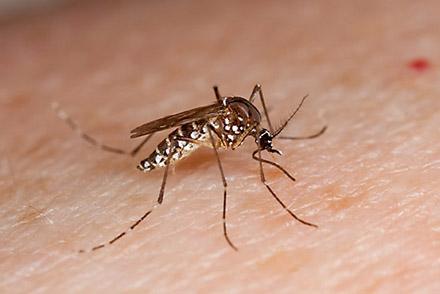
80, 152, 171, 253
172, 131, 236, 249
252, 150, 296, 182
78, 207, 154, 253
248, 84, 275, 133
129, 134, 154, 156
52, 102, 153, 156
248, 84, 259, 103
253, 149, 318, 228
173, 136, 201, 144
213, 85, 222, 102
279, 126, 327, 140
157, 159, 170, 204
207, 125, 238, 251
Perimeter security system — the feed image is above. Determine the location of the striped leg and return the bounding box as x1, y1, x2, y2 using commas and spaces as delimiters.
79, 157, 172, 253
79, 209, 153, 253
52, 102, 152, 157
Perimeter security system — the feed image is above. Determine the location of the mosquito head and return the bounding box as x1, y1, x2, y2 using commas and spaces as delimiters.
256, 128, 282, 155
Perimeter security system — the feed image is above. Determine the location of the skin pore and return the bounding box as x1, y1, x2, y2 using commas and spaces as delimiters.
0, 0, 439, 292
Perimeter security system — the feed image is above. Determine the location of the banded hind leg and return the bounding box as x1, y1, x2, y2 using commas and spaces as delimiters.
52, 102, 153, 157
80, 155, 173, 253
80, 163, 169, 253
79, 136, 213, 252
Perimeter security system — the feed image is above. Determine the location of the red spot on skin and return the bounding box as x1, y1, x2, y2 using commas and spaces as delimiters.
408, 58, 430, 72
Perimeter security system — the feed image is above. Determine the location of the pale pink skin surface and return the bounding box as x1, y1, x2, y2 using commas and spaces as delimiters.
1, 0, 439, 292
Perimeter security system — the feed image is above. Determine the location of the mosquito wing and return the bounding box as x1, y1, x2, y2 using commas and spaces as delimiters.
130, 102, 225, 138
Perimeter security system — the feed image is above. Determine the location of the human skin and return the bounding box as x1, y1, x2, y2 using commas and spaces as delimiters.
0, 0, 439, 292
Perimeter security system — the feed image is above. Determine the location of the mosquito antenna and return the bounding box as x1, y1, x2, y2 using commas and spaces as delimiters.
279, 126, 327, 141
273, 94, 309, 137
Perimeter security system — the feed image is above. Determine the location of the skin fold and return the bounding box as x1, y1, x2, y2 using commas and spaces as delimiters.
0, 0, 439, 292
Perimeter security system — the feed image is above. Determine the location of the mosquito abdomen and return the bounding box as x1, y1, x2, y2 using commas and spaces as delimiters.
137, 121, 209, 172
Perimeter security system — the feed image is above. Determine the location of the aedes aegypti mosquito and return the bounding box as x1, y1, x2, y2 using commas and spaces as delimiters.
53, 84, 326, 252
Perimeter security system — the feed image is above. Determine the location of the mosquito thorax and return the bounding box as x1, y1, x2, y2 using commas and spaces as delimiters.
223, 96, 262, 124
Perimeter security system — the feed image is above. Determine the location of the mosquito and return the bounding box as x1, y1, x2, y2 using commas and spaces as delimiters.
53, 84, 326, 252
